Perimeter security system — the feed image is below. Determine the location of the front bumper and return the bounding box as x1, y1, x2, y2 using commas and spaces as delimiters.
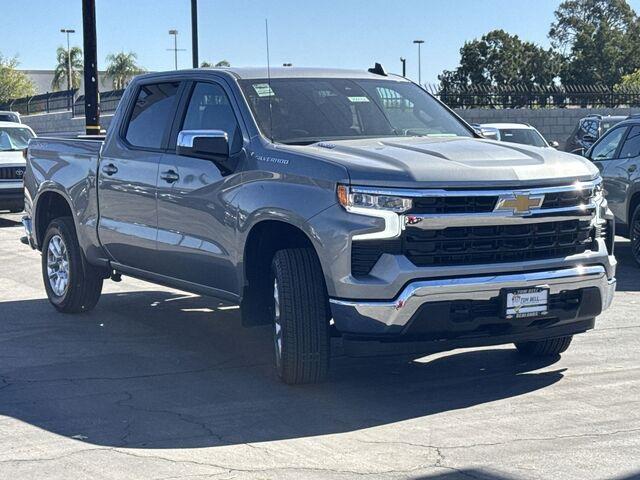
330, 265, 616, 336
0, 184, 24, 209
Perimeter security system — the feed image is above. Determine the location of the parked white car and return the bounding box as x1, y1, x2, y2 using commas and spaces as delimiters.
0, 111, 21, 124
0, 122, 35, 213
480, 123, 558, 149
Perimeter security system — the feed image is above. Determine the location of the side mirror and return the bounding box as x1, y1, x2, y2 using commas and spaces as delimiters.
176, 130, 237, 173
480, 128, 499, 141
550, 140, 560, 149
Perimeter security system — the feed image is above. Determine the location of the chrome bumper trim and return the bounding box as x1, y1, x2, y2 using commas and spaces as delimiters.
403, 210, 594, 230
330, 266, 615, 330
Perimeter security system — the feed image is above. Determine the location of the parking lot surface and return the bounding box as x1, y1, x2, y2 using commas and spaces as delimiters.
0, 212, 638, 480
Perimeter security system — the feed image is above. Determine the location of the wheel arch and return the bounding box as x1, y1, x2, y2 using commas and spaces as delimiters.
34, 189, 75, 250
242, 218, 323, 291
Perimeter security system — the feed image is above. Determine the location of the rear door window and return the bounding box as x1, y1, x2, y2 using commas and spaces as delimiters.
125, 82, 180, 149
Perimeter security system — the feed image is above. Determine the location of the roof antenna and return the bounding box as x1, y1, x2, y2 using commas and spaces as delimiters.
265, 18, 274, 143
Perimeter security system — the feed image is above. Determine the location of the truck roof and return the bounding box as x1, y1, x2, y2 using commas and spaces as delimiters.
135, 67, 408, 82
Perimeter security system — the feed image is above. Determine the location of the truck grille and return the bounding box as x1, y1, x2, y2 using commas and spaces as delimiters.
0, 166, 25, 181
351, 219, 594, 277
407, 188, 592, 215
409, 196, 497, 214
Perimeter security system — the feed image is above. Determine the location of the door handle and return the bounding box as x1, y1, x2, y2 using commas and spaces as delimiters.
160, 170, 180, 183
101, 163, 118, 176
628, 164, 638, 173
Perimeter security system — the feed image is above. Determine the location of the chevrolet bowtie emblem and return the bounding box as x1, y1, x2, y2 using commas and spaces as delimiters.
495, 193, 544, 215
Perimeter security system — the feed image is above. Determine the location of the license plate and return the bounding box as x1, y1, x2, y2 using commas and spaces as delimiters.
503, 287, 549, 319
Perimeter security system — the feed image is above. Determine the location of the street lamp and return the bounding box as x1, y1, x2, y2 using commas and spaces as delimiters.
413, 39, 425, 85
60, 28, 76, 92
282, 63, 293, 67
168, 29, 180, 70
400, 57, 407, 77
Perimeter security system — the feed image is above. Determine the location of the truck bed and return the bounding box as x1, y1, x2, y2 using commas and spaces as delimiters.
25, 137, 104, 259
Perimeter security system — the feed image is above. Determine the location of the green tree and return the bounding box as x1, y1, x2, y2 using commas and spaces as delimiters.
200, 60, 231, 68
0, 54, 35, 103
105, 52, 145, 90
439, 30, 560, 90
52, 46, 83, 91
618, 69, 640, 88
549, 0, 640, 85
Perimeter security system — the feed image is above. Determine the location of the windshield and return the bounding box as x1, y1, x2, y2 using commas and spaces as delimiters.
498, 128, 548, 148
0, 126, 34, 151
239, 78, 472, 144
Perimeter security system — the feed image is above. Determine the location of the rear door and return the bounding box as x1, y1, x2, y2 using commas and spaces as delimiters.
155, 80, 245, 296
98, 80, 182, 271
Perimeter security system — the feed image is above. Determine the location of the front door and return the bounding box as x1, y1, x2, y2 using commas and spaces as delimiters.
155, 80, 245, 296
98, 81, 181, 271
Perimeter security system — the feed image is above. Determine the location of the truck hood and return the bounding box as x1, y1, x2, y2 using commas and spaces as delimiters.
0, 150, 25, 166
298, 136, 599, 188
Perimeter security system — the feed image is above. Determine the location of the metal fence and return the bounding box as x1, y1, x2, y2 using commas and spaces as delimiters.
3, 84, 640, 115
425, 84, 640, 109
0, 89, 125, 116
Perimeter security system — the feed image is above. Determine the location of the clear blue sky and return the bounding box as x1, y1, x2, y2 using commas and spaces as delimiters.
4, 0, 640, 84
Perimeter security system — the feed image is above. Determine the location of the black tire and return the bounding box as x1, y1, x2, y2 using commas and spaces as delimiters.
515, 335, 573, 357
270, 248, 330, 385
631, 203, 640, 267
42, 217, 103, 313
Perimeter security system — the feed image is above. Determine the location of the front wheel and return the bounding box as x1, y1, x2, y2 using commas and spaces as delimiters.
631, 203, 640, 267
515, 335, 573, 357
270, 248, 330, 385
42, 217, 103, 313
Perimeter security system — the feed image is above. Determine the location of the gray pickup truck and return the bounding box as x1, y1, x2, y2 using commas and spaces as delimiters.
22, 67, 617, 384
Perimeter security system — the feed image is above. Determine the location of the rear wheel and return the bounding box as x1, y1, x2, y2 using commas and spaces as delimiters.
631, 203, 640, 267
270, 248, 330, 385
42, 217, 103, 313
515, 335, 573, 357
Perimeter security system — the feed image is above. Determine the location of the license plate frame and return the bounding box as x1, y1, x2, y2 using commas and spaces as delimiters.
502, 287, 549, 320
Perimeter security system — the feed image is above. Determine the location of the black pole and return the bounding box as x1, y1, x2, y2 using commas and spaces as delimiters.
191, 0, 199, 68
400, 57, 406, 77
82, 0, 100, 135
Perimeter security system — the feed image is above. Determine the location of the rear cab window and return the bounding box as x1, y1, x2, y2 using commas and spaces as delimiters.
125, 82, 180, 149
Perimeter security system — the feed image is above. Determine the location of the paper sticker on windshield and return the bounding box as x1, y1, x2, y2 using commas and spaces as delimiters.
347, 96, 370, 103
253, 83, 275, 97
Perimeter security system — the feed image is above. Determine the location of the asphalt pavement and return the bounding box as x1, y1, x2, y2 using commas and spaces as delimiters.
0, 212, 638, 480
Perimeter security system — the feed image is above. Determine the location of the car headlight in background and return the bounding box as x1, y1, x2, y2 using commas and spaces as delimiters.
337, 185, 413, 213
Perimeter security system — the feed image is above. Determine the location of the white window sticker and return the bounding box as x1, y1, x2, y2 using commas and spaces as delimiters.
253, 83, 275, 97
347, 96, 370, 103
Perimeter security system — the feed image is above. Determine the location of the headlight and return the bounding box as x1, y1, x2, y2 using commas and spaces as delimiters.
337, 185, 413, 213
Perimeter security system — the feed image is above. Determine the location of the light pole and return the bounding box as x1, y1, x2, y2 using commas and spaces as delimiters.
400, 57, 406, 77
168, 29, 180, 70
191, 0, 199, 68
413, 39, 425, 85
60, 28, 76, 92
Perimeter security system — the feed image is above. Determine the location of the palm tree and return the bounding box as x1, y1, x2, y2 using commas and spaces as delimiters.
105, 52, 145, 90
200, 60, 231, 68
52, 46, 83, 91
